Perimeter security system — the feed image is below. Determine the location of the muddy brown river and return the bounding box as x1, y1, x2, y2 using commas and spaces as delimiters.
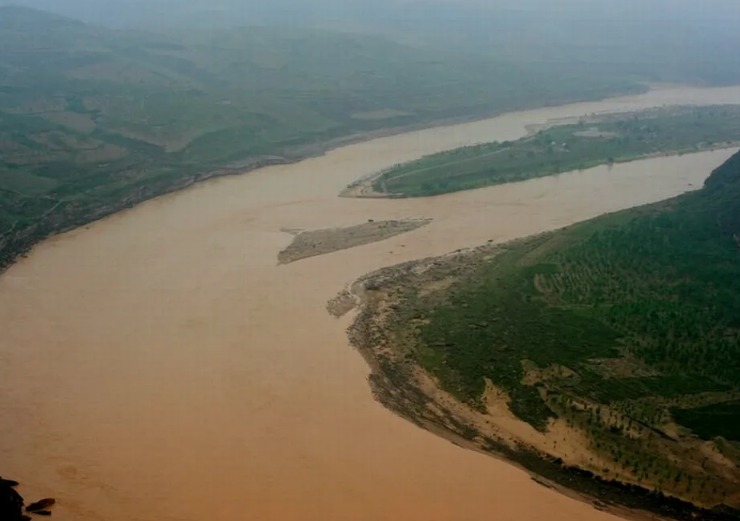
2, 86, 740, 521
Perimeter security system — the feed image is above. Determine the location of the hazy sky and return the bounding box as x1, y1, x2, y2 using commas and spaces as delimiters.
3, 0, 740, 51
7, 0, 740, 23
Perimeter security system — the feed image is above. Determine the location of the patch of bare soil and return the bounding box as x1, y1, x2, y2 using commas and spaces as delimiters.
573, 128, 621, 138
339, 174, 396, 198
351, 109, 413, 120
278, 218, 431, 264
326, 288, 358, 317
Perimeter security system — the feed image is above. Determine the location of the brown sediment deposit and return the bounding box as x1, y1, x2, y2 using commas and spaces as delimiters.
278, 218, 431, 264
1, 85, 740, 521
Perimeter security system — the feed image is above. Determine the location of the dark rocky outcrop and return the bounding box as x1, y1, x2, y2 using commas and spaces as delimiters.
1, 477, 55, 519
26, 499, 56, 512
0, 477, 26, 521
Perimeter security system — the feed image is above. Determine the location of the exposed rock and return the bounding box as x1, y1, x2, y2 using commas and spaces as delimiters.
0, 477, 24, 521
1, 477, 55, 519
26, 499, 56, 512
0, 478, 20, 488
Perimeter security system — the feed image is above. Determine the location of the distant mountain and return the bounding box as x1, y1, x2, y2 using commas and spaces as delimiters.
5, 0, 740, 78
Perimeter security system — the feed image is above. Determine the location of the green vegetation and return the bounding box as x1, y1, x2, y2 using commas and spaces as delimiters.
372, 106, 740, 196
672, 401, 740, 442
384, 151, 740, 506
0, 6, 649, 270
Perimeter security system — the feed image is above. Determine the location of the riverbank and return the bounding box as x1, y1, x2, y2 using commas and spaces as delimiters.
344, 240, 740, 521
343, 152, 740, 520
9, 83, 740, 275
0, 86, 652, 276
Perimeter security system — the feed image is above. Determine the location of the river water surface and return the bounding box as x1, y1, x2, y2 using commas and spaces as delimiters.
2, 86, 740, 521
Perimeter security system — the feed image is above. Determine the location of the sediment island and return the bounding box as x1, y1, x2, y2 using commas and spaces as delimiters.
278, 218, 431, 264
345, 150, 740, 520
345, 105, 740, 198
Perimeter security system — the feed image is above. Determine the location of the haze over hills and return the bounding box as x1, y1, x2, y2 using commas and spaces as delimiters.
1, 2, 740, 261
5, 0, 740, 86
0, 4, 648, 269
2, 1, 740, 268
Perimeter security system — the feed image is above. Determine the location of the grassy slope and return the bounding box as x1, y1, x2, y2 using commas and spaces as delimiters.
0, 6, 645, 269
400, 151, 740, 506
373, 106, 740, 196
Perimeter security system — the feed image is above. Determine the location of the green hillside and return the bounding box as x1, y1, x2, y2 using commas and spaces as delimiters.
378, 151, 740, 508
0, 6, 643, 269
